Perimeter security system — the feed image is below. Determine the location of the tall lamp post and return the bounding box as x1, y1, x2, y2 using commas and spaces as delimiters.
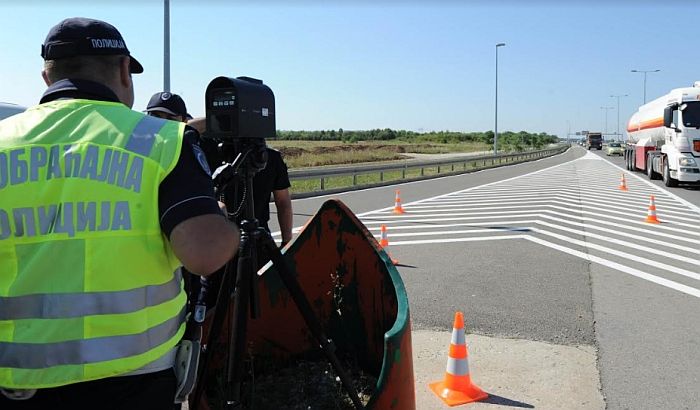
631, 69, 660, 104
610, 94, 628, 141
494, 42, 506, 154
164, 0, 171, 92
600, 106, 614, 138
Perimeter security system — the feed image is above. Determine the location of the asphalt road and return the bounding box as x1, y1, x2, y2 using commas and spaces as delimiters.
267, 146, 700, 409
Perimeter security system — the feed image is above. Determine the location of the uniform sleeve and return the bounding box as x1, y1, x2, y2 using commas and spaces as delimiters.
158, 127, 223, 238
270, 149, 291, 191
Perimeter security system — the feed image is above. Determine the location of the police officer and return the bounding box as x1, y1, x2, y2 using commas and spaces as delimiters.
187, 117, 294, 251
0, 17, 240, 409
145, 91, 190, 123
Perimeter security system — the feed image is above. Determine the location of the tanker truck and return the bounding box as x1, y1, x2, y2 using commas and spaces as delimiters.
623, 81, 700, 187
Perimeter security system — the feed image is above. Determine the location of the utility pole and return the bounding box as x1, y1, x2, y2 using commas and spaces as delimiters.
600, 106, 614, 139
164, 0, 171, 92
494, 43, 506, 154
631, 69, 660, 104
610, 94, 628, 141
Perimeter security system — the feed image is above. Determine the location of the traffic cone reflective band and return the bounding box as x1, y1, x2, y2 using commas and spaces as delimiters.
378, 225, 399, 265
645, 195, 660, 224
392, 189, 406, 214
619, 173, 628, 191
379, 224, 389, 247
429, 312, 487, 406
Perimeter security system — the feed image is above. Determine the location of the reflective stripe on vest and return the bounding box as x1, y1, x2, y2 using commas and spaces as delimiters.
0, 274, 180, 320
0, 307, 185, 369
0, 99, 186, 389
124, 115, 164, 156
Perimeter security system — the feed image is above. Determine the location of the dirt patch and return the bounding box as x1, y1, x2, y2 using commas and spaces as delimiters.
199, 358, 376, 410
251, 359, 375, 409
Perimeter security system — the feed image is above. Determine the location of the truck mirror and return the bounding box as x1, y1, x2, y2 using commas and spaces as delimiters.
663, 106, 674, 128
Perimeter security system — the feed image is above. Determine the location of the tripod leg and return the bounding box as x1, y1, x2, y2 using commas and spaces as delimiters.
225, 232, 256, 409
258, 231, 366, 410
191, 232, 255, 410
191, 261, 233, 410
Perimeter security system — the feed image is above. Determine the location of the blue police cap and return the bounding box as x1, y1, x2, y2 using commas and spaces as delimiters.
146, 92, 188, 118
41, 17, 144, 74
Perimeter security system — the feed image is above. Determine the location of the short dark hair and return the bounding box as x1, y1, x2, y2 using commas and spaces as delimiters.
43, 54, 124, 83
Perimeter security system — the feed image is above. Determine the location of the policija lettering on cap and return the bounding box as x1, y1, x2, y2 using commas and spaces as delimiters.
40, 17, 144, 73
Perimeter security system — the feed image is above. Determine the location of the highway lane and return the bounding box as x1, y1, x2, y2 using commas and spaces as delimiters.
594, 147, 700, 208
268, 145, 699, 409
585, 148, 700, 410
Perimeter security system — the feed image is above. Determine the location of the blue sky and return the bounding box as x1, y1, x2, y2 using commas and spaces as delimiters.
2, 1, 697, 138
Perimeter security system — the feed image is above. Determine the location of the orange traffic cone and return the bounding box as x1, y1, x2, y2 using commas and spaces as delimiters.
378, 225, 399, 265
429, 312, 488, 406
379, 224, 389, 248
619, 173, 629, 191
392, 189, 406, 214
644, 195, 660, 224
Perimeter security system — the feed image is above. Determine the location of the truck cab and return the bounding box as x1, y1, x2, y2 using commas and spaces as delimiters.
586, 133, 603, 150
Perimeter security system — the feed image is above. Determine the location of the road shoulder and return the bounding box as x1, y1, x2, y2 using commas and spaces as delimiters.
413, 330, 604, 409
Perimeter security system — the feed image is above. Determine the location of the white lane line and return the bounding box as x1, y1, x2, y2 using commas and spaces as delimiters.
530, 228, 700, 281
524, 236, 700, 299
448, 187, 694, 205
400, 196, 697, 220
373, 227, 530, 239
364, 204, 700, 233
369, 220, 700, 266
445, 185, 678, 199
389, 234, 525, 246
362, 216, 699, 254
359, 210, 700, 245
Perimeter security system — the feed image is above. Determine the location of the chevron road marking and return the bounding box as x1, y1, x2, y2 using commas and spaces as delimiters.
355, 153, 700, 298
524, 236, 700, 299
369, 220, 700, 267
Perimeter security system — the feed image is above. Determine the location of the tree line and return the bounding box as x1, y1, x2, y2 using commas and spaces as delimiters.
276, 129, 559, 149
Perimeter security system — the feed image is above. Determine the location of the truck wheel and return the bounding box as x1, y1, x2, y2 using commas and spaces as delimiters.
647, 155, 659, 180
663, 159, 679, 187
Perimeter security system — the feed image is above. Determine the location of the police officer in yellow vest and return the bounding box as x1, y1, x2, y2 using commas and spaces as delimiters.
0, 17, 240, 409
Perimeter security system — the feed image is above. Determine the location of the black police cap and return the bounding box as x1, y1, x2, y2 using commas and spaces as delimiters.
41, 17, 144, 74
146, 92, 188, 118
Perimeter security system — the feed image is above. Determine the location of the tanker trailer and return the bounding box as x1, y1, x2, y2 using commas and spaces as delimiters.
624, 81, 700, 186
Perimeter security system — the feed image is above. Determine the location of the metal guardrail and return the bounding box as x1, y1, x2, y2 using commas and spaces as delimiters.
288, 144, 569, 197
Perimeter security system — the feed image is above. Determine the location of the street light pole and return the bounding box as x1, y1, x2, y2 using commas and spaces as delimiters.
610, 94, 628, 141
600, 106, 614, 138
494, 43, 506, 154
631, 69, 660, 104
164, 0, 171, 92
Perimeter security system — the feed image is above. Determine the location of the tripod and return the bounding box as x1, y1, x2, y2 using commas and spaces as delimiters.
190, 140, 364, 410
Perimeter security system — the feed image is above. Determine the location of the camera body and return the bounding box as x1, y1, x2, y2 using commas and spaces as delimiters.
204, 76, 275, 141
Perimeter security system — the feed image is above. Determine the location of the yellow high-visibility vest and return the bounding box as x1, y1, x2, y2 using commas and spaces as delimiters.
0, 99, 187, 388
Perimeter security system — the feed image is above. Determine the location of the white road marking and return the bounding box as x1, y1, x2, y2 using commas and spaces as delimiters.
281, 150, 700, 298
